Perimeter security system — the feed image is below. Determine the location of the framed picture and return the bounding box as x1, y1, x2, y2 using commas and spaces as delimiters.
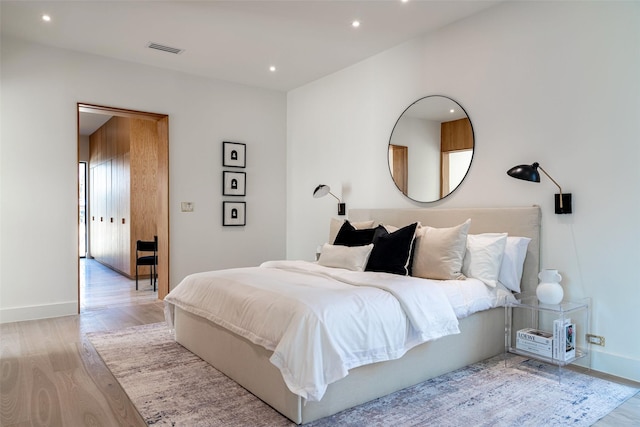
223, 202, 246, 226
223, 171, 246, 196
223, 141, 246, 168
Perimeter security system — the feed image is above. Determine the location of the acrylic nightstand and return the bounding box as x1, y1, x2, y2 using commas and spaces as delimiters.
505, 294, 590, 377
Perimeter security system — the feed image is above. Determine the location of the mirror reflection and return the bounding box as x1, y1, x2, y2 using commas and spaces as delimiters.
388, 95, 474, 202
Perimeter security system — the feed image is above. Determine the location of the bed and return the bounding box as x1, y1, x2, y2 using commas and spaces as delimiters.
165, 206, 541, 424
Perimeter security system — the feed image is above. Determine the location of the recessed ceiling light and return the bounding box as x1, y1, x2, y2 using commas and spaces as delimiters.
351, 20, 360, 28
269, 65, 276, 72
450, 109, 455, 113
42, 14, 51, 22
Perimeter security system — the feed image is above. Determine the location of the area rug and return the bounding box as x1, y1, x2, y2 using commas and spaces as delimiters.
88, 322, 638, 426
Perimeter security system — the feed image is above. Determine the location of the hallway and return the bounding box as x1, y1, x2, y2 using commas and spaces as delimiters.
81, 258, 157, 312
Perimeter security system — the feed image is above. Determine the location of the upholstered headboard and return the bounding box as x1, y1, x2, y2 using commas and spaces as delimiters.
348, 206, 541, 296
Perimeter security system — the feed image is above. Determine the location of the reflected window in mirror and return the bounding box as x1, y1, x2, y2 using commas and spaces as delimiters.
442, 149, 473, 197
388, 96, 474, 202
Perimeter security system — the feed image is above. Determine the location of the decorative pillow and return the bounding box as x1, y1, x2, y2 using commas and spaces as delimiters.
318, 243, 374, 271
412, 219, 471, 280
333, 220, 382, 246
498, 236, 532, 292
365, 222, 418, 276
382, 224, 399, 233
462, 233, 508, 288
329, 218, 375, 244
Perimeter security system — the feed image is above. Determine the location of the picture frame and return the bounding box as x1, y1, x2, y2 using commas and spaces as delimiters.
223, 201, 246, 226
222, 141, 246, 168
223, 171, 246, 196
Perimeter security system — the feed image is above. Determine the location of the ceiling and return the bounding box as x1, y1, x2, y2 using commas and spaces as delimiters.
2, 1, 502, 93
78, 113, 112, 137
3, 1, 502, 136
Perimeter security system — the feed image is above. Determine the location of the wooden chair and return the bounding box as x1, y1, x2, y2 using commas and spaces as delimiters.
135, 236, 157, 291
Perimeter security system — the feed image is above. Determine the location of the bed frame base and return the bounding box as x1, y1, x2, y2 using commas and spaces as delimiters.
175, 305, 505, 424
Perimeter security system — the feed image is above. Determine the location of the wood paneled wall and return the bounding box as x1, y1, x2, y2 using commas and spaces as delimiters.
89, 116, 158, 278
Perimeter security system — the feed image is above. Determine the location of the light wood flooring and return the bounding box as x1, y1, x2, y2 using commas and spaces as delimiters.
1, 259, 161, 426
1, 261, 638, 426
80, 258, 158, 311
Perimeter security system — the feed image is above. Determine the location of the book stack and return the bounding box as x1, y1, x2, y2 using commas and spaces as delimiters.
553, 318, 576, 361
516, 328, 553, 358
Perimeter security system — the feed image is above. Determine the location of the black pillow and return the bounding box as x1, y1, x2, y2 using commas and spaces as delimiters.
333, 220, 382, 246
365, 222, 418, 276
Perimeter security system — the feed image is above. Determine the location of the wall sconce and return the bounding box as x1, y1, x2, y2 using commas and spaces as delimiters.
313, 184, 346, 216
507, 162, 572, 214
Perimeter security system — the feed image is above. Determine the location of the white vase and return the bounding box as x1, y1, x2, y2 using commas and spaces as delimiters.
536, 269, 564, 304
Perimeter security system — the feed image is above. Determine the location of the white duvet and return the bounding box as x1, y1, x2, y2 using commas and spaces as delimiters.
164, 260, 511, 401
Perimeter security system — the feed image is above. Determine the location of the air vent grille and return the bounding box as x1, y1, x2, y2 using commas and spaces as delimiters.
147, 42, 184, 55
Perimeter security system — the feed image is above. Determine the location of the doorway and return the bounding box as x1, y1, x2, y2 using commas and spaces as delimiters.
77, 103, 170, 312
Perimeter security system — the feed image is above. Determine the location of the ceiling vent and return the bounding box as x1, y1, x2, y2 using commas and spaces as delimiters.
147, 42, 184, 55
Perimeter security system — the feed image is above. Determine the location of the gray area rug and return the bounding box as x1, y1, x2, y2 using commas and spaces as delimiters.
88, 322, 638, 426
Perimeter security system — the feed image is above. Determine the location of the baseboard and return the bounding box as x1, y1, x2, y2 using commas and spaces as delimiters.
591, 348, 640, 383
0, 301, 77, 323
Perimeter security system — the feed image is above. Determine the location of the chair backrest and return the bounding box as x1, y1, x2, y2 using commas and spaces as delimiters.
137, 237, 157, 253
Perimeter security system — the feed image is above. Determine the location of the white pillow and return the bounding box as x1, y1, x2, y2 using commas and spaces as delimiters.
318, 243, 374, 271
329, 218, 375, 244
462, 233, 508, 288
498, 236, 532, 292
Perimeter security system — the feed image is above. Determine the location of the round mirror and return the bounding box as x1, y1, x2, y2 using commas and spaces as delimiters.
388, 95, 474, 202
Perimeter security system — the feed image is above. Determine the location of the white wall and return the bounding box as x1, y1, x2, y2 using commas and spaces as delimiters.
0, 37, 287, 322
392, 116, 440, 201
287, 1, 640, 381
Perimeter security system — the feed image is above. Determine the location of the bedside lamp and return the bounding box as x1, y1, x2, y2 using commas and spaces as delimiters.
507, 162, 572, 214
313, 184, 346, 216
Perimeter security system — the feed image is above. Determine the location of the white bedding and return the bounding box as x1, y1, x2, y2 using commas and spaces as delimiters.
164, 260, 512, 401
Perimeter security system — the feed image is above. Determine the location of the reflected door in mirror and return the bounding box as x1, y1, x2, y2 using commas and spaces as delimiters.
389, 144, 408, 194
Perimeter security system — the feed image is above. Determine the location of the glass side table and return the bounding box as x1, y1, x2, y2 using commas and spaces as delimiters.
505, 294, 590, 379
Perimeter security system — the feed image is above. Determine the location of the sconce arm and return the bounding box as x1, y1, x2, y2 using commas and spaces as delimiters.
328, 191, 341, 203
537, 165, 563, 208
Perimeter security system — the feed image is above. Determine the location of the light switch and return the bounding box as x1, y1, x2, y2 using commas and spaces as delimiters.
181, 202, 194, 212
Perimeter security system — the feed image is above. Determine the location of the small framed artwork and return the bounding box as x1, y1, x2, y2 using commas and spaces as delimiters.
223, 201, 246, 226
223, 141, 246, 168
223, 171, 246, 196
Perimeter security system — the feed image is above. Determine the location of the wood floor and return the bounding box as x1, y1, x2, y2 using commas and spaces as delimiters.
1, 259, 162, 426
80, 257, 158, 311
1, 260, 638, 426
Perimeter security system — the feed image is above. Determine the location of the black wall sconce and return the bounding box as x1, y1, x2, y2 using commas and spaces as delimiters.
313, 184, 346, 216
507, 162, 572, 214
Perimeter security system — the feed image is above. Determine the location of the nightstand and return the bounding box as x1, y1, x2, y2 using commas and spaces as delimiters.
505, 294, 590, 376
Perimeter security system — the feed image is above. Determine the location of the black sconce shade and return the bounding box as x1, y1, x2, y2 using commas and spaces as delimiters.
507, 162, 542, 183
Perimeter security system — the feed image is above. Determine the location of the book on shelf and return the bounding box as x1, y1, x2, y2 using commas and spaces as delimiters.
553, 318, 576, 361
516, 328, 553, 358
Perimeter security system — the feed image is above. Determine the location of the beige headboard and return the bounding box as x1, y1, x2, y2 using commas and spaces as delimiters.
349, 206, 541, 295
